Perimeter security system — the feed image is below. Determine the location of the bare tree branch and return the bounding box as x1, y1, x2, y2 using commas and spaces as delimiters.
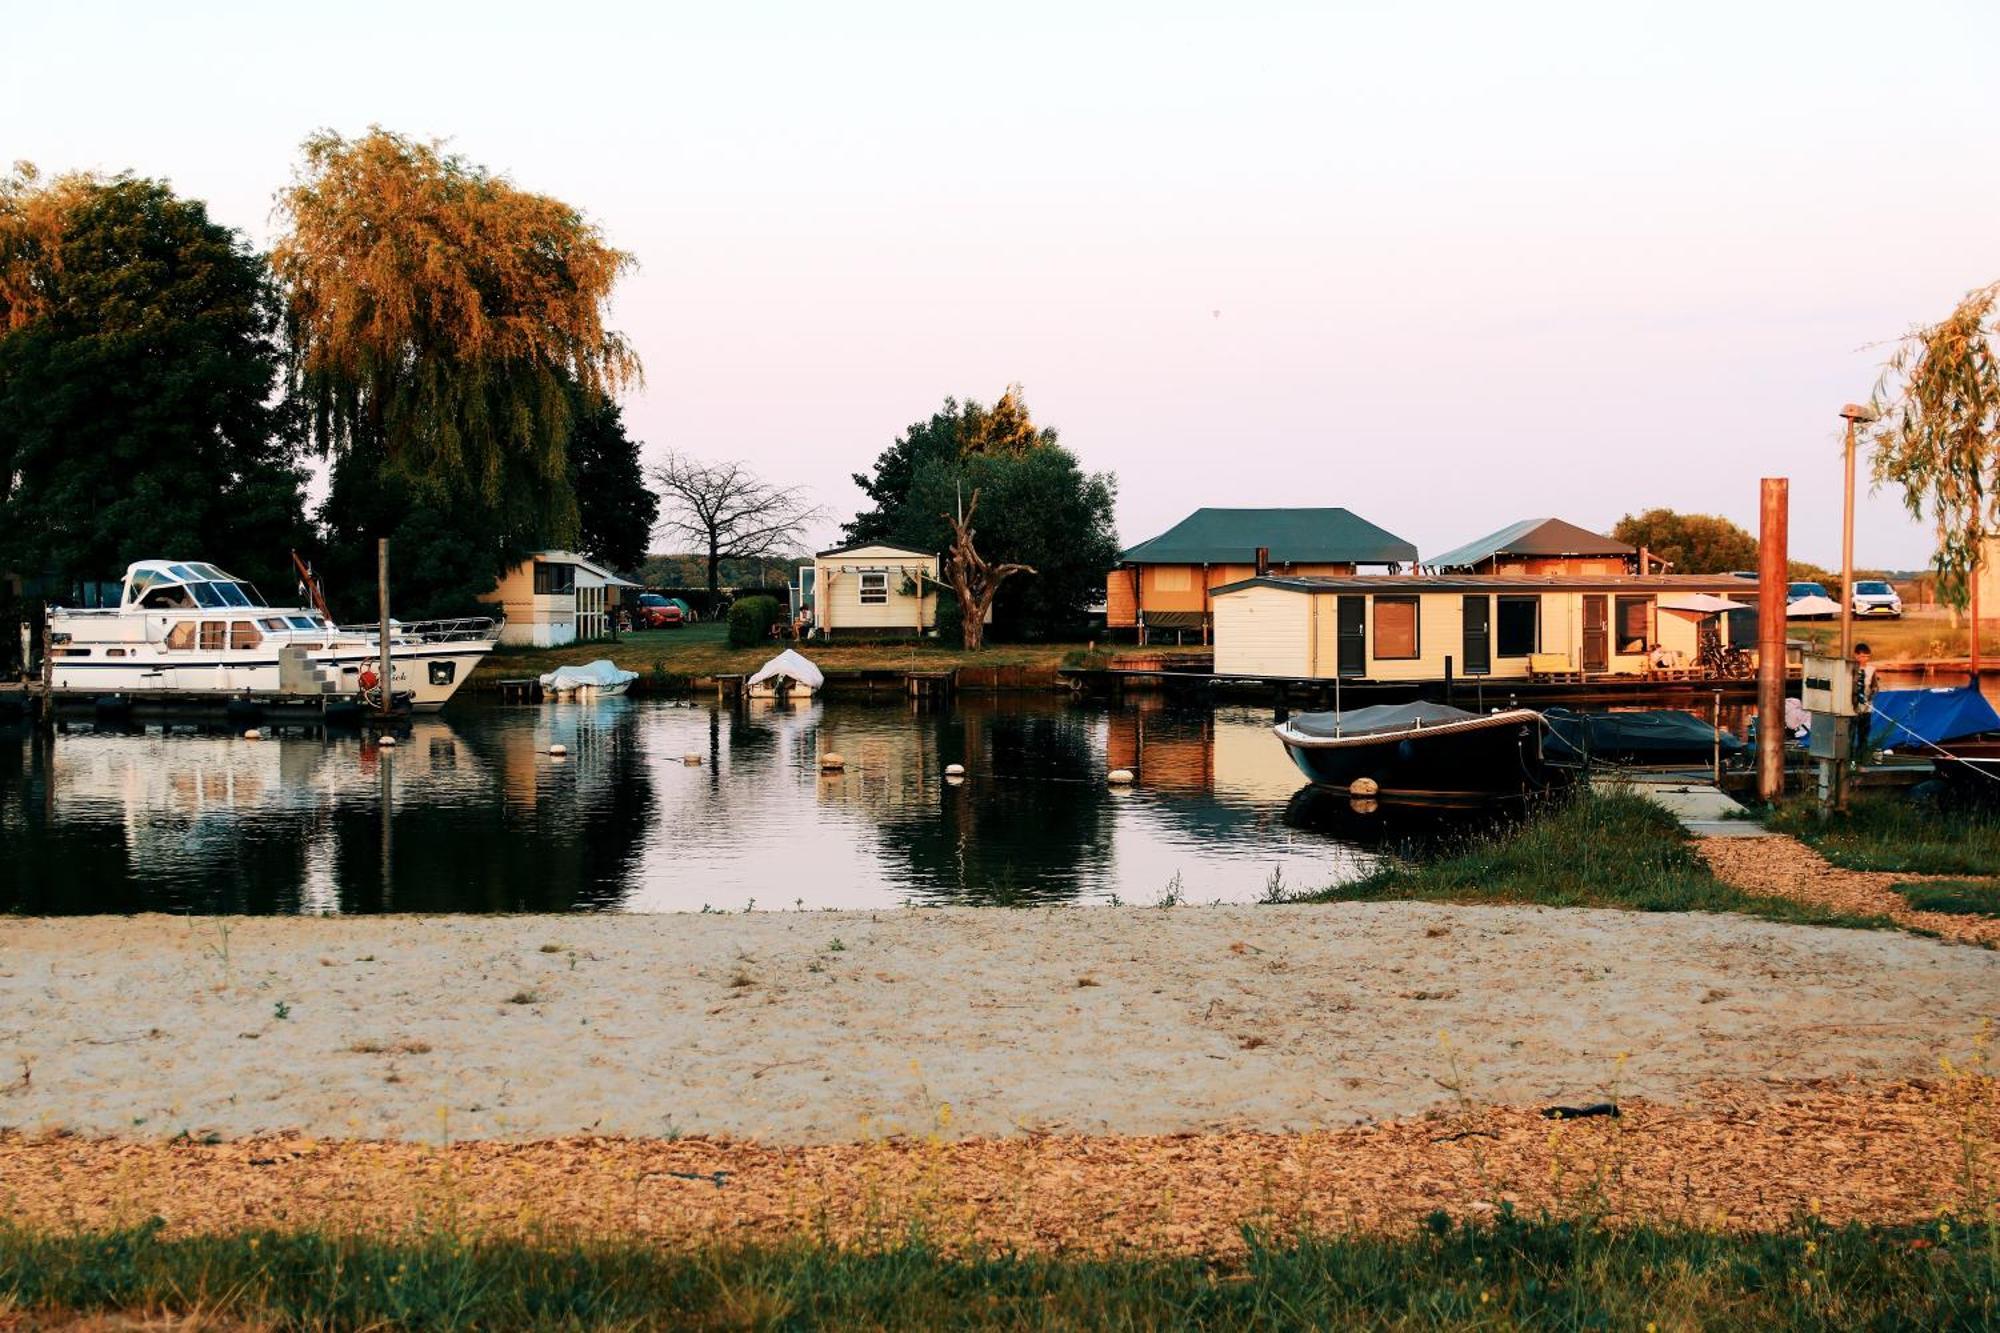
942, 488, 1034, 650
650, 452, 827, 601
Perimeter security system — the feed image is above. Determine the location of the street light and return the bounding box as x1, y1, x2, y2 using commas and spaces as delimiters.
1837, 402, 1880, 664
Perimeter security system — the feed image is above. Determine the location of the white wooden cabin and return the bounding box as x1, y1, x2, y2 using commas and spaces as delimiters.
808, 543, 939, 638
483, 551, 640, 648
1211, 574, 1758, 682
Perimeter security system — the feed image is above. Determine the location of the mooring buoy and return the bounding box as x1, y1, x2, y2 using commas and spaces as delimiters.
1348, 776, 1379, 797
242, 728, 262, 741
377, 735, 397, 749
1107, 768, 1134, 786
944, 763, 966, 777
548, 743, 568, 757
820, 752, 845, 772
683, 753, 703, 766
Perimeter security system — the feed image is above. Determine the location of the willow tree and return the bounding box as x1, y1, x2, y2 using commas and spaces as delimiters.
271, 129, 639, 608
1871, 282, 2000, 609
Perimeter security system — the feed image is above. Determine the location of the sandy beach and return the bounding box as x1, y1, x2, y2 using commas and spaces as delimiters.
2, 905, 1993, 1145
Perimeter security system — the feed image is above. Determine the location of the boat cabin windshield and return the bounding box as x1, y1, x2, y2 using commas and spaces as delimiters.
126, 564, 267, 611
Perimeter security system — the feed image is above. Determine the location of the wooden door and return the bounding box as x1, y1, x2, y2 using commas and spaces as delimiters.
1336, 596, 1365, 677
1461, 595, 1491, 676
1582, 595, 1609, 672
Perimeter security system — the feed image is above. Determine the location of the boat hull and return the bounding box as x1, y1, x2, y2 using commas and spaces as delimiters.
1276, 710, 1570, 806
47, 643, 491, 711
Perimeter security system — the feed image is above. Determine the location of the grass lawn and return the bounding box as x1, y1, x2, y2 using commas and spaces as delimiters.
2, 1215, 1991, 1330
1289, 789, 1896, 929
471, 621, 1209, 687
1895, 879, 2000, 918
1787, 611, 2000, 662
1764, 794, 2000, 877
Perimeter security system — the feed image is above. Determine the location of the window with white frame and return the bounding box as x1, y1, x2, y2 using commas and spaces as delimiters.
859, 572, 889, 604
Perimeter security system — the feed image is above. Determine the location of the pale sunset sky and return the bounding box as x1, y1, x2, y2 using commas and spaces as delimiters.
8, 0, 1998, 568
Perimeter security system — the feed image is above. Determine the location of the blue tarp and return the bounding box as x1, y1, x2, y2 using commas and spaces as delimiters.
1870, 683, 2000, 750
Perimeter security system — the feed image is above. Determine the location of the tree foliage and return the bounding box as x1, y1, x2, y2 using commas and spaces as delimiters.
650, 453, 824, 601
1611, 509, 1758, 574
1870, 282, 2000, 608
0, 165, 306, 592
567, 390, 656, 574
272, 127, 638, 547
844, 387, 1118, 638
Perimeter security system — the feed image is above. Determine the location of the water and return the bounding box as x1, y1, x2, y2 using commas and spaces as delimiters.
0, 696, 1398, 914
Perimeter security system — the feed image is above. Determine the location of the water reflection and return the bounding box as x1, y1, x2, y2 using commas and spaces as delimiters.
0, 696, 1388, 914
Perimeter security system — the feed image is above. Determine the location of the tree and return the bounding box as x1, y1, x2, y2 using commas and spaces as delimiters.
1870, 282, 2000, 608
567, 389, 656, 574
271, 128, 638, 605
938, 489, 1033, 650
650, 452, 825, 603
1611, 509, 1759, 574
0, 166, 306, 593
845, 387, 1119, 638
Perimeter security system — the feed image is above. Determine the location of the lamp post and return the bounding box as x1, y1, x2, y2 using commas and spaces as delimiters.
1837, 403, 1879, 664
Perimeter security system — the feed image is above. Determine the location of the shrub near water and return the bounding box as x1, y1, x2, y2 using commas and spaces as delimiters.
727, 594, 783, 648
1297, 790, 1890, 927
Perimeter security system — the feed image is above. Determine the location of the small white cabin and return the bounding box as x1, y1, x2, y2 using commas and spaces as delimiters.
1212, 574, 1759, 681
808, 543, 939, 638
483, 551, 639, 648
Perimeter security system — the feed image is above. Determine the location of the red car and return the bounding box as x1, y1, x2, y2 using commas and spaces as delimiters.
636, 594, 684, 629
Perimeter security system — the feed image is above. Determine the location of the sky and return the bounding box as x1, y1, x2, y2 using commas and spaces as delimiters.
8, 0, 1998, 569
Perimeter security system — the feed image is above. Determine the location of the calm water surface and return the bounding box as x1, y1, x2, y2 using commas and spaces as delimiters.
1, 697, 1406, 914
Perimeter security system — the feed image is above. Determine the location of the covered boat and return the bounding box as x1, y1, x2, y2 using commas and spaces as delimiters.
1543, 708, 1745, 767
539, 660, 639, 697
1871, 681, 2000, 791
1273, 701, 1570, 807
747, 648, 824, 700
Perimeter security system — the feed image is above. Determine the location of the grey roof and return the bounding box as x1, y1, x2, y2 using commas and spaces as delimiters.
1119, 508, 1416, 566
1426, 518, 1635, 571
1212, 573, 1755, 597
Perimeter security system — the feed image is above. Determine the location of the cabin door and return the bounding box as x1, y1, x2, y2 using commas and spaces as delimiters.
1336, 596, 1366, 677
1581, 595, 1609, 672
1461, 596, 1491, 675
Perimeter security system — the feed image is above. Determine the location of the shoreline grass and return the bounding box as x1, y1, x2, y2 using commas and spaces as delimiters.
1289, 790, 1898, 929
1, 1213, 1991, 1330
1764, 794, 2000, 877
1896, 879, 2000, 918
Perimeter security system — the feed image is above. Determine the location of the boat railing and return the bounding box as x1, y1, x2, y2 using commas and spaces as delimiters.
338, 617, 502, 644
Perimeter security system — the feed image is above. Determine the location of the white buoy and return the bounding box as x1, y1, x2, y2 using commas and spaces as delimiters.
377, 735, 397, 749
242, 728, 261, 741
1348, 777, 1379, 797
1107, 768, 1135, 786
548, 743, 568, 757
683, 753, 703, 766
944, 763, 965, 777
820, 752, 845, 772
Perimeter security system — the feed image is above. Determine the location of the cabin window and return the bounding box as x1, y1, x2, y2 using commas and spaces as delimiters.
1152, 565, 1191, 593
229, 621, 261, 650
166, 621, 197, 650
534, 562, 577, 595
287, 616, 317, 630
1373, 596, 1420, 660
262, 617, 288, 631
190, 582, 224, 609
140, 585, 193, 609
1497, 596, 1540, 656
859, 572, 889, 605
1615, 596, 1653, 653
214, 582, 252, 608
198, 622, 226, 651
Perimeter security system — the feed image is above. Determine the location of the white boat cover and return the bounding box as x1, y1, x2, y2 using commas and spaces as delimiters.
1786, 594, 1841, 619
747, 649, 825, 690
539, 660, 640, 691
1658, 592, 1750, 614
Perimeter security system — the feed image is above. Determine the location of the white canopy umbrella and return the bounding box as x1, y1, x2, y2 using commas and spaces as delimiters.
1786, 594, 1842, 620
1658, 592, 1752, 615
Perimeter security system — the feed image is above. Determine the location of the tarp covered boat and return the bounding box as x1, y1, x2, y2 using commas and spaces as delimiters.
1871, 682, 2000, 793
1274, 702, 1570, 806
747, 649, 824, 699
1544, 708, 1744, 766
539, 660, 639, 696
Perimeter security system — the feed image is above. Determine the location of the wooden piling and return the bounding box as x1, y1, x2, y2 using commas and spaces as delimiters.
1757, 478, 1788, 803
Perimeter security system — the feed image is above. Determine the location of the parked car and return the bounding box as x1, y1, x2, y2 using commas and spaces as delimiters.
1852, 579, 1903, 618
636, 593, 684, 629
1786, 581, 1830, 603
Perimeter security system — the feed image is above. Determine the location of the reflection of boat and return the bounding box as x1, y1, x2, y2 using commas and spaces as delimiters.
1274, 702, 1569, 806
539, 660, 638, 697
748, 649, 823, 701
1544, 708, 1744, 767
1871, 681, 2000, 793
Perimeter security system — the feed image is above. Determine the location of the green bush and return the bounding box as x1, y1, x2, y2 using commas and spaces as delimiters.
726, 595, 782, 648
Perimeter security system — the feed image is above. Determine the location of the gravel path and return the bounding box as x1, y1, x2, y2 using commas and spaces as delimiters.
1698, 834, 2000, 946
1, 905, 1994, 1143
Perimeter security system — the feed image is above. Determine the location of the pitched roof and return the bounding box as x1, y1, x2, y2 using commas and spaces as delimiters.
1212, 572, 1754, 597
1118, 508, 1416, 566
1426, 518, 1634, 571
815, 541, 935, 559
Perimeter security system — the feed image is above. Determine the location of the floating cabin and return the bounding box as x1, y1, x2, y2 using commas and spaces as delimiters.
808, 543, 940, 638
1107, 508, 1417, 643
484, 551, 639, 648
1211, 573, 1761, 683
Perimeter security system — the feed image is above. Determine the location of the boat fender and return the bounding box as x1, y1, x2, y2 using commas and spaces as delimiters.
1107, 768, 1135, 785
820, 752, 845, 772
944, 763, 966, 777
359, 668, 378, 690
1348, 777, 1379, 797
548, 743, 568, 757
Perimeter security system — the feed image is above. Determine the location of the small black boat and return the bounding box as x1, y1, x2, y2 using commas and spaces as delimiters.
1274, 701, 1572, 807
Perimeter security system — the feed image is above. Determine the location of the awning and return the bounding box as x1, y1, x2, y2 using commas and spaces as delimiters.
1140, 610, 1208, 630
1658, 592, 1751, 614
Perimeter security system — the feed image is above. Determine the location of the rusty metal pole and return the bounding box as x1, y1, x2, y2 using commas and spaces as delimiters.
1758, 478, 1789, 803
377, 537, 393, 715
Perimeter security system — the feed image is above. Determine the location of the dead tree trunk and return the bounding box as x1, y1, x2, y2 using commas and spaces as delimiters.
943, 488, 1033, 651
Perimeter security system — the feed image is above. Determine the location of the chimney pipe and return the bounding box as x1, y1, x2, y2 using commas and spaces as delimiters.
1255, 546, 1270, 577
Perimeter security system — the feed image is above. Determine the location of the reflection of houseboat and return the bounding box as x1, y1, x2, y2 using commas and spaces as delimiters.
45, 560, 496, 710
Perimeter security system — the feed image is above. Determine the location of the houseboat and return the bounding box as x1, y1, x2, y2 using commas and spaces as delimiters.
44, 560, 498, 710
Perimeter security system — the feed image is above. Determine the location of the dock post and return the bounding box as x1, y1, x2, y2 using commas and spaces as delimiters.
1443, 655, 1454, 707
1756, 478, 1788, 803
377, 538, 393, 716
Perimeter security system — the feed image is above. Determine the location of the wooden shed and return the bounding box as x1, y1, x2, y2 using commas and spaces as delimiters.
1211, 573, 1757, 682
809, 543, 939, 638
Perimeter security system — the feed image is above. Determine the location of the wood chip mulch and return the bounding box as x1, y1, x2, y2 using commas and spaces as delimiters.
1698, 834, 2000, 947
3, 1079, 1992, 1257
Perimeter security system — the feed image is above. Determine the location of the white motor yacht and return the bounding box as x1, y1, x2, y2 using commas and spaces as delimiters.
44, 560, 499, 711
